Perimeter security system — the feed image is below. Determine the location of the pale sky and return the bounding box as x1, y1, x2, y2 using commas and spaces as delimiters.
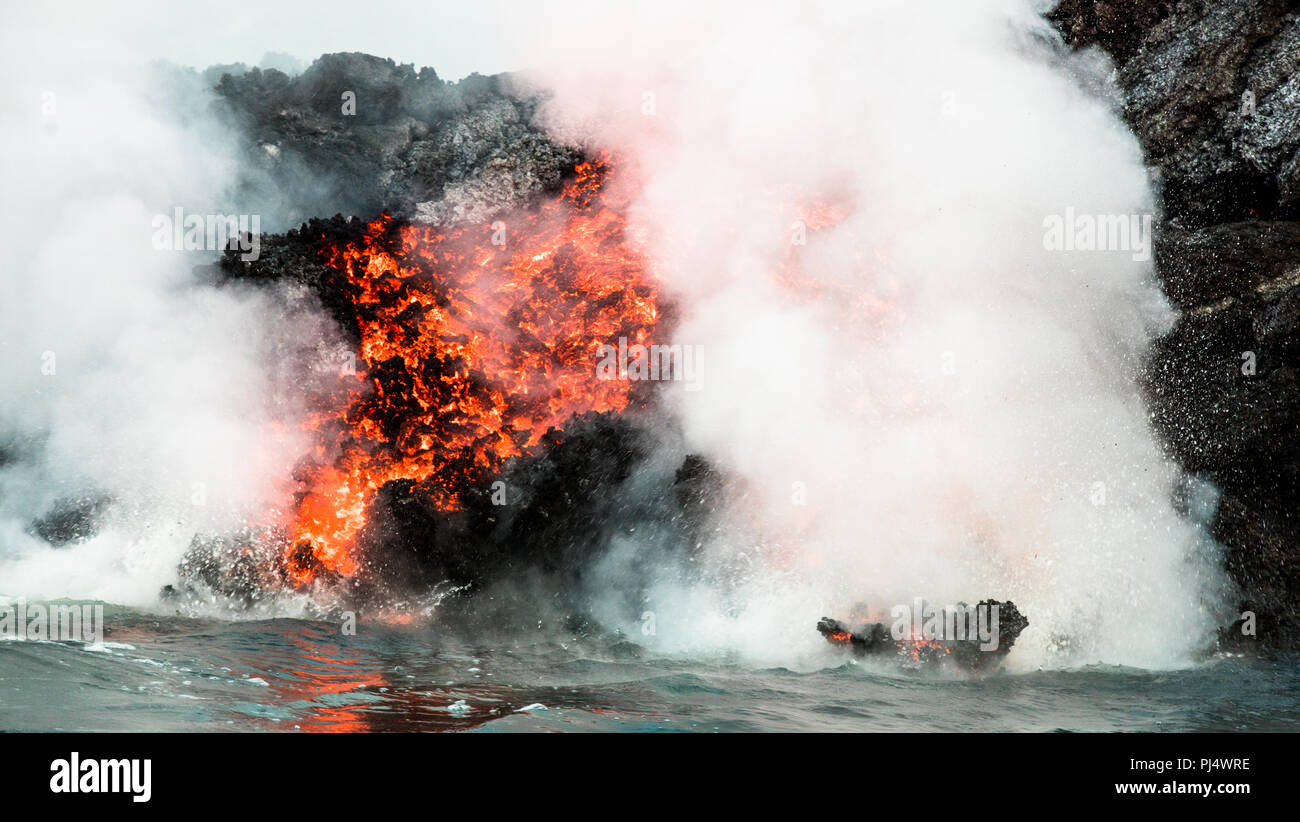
14, 0, 517, 80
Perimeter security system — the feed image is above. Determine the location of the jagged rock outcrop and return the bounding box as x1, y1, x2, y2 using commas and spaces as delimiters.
211, 52, 580, 226
1052, 0, 1300, 648
1052, 1, 1300, 226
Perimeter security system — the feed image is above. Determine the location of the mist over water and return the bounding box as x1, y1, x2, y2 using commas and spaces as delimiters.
505, 0, 1233, 669
0, 24, 328, 607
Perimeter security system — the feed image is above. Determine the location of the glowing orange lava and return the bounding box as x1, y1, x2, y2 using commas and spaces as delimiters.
285, 157, 657, 582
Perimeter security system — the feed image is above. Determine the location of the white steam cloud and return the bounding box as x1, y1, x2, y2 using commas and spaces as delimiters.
503, 0, 1233, 669
0, 22, 327, 605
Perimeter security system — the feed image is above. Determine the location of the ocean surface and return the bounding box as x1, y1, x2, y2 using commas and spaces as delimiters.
2, 605, 1297, 732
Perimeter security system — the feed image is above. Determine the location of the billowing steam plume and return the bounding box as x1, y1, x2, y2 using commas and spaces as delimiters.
502, 0, 1233, 669
0, 20, 330, 610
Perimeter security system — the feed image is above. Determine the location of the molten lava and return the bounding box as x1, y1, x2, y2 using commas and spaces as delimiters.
286, 158, 657, 582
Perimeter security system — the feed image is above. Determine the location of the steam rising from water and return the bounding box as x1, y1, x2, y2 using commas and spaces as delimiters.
504, 0, 1233, 668
0, 25, 327, 607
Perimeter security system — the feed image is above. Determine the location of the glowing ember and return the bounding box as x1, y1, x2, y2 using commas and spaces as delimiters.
285, 157, 657, 582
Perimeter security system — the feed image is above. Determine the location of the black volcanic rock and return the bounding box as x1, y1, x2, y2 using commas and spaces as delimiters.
29, 495, 112, 546
211, 52, 581, 225
351, 410, 705, 602
1048, 0, 1178, 64
1056, 0, 1300, 227
1120, 1, 1300, 227
817, 600, 1029, 672
1153, 221, 1300, 312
